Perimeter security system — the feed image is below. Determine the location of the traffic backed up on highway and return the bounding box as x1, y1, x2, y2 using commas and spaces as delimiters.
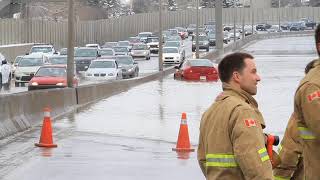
174, 59, 219, 81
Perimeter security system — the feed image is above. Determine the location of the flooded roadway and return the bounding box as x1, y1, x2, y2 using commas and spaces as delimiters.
0, 36, 213, 95
0, 36, 318, 180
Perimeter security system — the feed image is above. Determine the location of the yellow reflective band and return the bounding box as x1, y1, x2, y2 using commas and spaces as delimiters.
274, 176, 290, 180
258, 148, 270, 162
298, 127, 316, 140
258, 147, 267, 154
278, 144, 283, 153
206, 154, 238, 168
206, 162, 238, 168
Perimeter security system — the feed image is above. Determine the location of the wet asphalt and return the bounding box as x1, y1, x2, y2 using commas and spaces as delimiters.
0, 36, 318, 180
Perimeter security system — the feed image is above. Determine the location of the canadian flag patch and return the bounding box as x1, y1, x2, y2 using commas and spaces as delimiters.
245, 119, 257, 128
307, 91, 320, 102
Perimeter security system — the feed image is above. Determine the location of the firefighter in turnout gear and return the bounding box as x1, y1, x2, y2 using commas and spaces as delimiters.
293, 25, 320, 180
198, 52, 273, 179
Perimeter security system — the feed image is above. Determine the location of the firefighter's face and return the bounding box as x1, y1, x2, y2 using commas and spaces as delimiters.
234, 58, 261, 95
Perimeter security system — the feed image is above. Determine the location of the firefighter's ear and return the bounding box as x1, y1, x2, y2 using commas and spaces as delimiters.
232, 71, 241, 84
316, 43, 320, 56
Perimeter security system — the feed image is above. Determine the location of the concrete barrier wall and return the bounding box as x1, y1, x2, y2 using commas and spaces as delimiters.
202, 31, 314, 62
0, 88, 77, 139
76, 67, 175, 106
0, 43, 33, 63
1, 7, 320, 47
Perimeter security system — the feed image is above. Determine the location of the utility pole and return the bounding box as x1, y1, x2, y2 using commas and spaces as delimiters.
278, 0, 281, 32
158, 0, 163, 71
196, 0, 199, 59
250, 0, 254, 36
233, 4, 236, 42
67, 0, 75, 88
215, 0, 223, 55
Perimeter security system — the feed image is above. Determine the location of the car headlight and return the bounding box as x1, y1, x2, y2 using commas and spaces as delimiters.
108, 73, 114, 76
56, 83, 64, 86
31, 82, 38, 86
128, 68, 134, 72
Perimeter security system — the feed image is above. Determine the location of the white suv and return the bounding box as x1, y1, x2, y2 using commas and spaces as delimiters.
29, 44, 56, 55
15, 53, 49, 86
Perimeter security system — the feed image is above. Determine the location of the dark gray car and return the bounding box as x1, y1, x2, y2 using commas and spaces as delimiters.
74, 47, 99, 72
116, 56, 139, 79
192, 35, 210, 52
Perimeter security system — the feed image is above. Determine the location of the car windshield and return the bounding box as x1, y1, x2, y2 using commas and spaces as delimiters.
31, 47, 52, 53
90, 61, 115, 68
168, 36, 180, 41
118, 42, 130, 46
165, 42, 180, 47
199, 28, 206, 32
99, 49, 114, 56
189, 60, 213, 67
169, 30, 178, 36
116, 57, 133, 65
188, 24, 196, 28
139, 33, 151, 38
208, 33, 215, 38
15, 56, 23, 64
35, 67, 66, 77
164, 48, 178, 53
60, 48, 67, 55
176, 28, 184, 32
75, 49, 97, 57
147, 38, 159, 43
133, 45, 147, 50
163, 31, 171, 36
49, 57, 67, 64
104, 42, 117, 48
113, 47, 128, 52
198, 36, 208, 41
19, 58, 44, 67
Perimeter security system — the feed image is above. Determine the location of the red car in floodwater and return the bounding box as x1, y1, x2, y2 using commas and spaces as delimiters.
174, 59, 219, 81
28, 65, 78, 91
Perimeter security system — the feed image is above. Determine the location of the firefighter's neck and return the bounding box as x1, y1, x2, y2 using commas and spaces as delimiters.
228, 80, 241, 91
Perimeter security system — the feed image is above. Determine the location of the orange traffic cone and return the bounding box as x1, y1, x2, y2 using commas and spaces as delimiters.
35, 107, 57, 148
172, 112, 194, 152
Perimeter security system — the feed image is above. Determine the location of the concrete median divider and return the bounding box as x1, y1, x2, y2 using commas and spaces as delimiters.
0, 88, 77, 139
76, 67, 175, 106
